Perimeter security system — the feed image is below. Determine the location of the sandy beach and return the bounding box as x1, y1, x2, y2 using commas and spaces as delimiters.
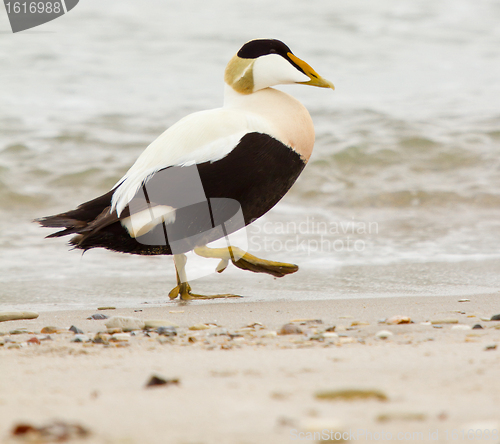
1, 294, 499, 444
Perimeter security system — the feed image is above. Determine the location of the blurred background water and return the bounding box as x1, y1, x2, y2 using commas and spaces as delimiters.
1, 0, 500, 310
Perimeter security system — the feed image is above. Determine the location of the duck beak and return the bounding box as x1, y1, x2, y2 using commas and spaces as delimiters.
287, 53, 335, 90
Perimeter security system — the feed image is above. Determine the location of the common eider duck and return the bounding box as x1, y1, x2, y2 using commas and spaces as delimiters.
38, 39, 334, 300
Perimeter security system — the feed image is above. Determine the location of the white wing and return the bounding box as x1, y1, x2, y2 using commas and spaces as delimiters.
111, 107, 277, 216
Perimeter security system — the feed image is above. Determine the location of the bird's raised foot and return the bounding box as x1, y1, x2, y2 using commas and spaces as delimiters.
168, 282, 241, 301
194, 246, 299, 278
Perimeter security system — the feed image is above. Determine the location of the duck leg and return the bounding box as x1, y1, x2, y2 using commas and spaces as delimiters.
168, 253, 241, 300
194, 246, 298, 278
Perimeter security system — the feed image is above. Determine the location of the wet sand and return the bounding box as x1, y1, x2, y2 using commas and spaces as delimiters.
1, 295, 499, 443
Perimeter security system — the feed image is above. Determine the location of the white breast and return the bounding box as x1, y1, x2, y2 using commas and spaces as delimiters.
111, 86, 315, 216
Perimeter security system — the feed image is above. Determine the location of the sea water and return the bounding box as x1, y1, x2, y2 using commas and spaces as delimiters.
1, 0, 500, 309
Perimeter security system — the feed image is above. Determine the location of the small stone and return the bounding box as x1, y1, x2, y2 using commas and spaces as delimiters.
11, 421, 90, 441
431, 318, 459, 324
262, 331, 277, 338
188, 336, 197, 343
451, 325, 472, 330
87, 313, 109, 320
71, 335, 91, 343
309, 334, 324, 341
339, 337, 355, 344
27, 337, 40, 345
386, 315, 411, 325
105, 316, 144, 332
376, 330, 393, 339
479, 317, 491, 322
315, 389, 388, 401
93, 332, 110, 344
106, 327, 123, 334
325, 326, 336, 332
10, 328, 29, 335
485, 344, 497, 351
69, 325, 84, 334
157, 326, 177, 336
351, 321, 369, 327
433, 325, 443, 329
41, 326, 61, 334
472, 324, 483, 329
0, 311, 39, 322
189, 323, 216, 330
97, 307, 115, 310
232, 337, 245, 343
323, 332, 338, 339
279, 324, 303, 335
110, 333, 130, 342
144, 320, 179, 329
145, 375, 179, 388
491, 314, 500, 321
458, 299, 470, 302
377, 412, 427, 422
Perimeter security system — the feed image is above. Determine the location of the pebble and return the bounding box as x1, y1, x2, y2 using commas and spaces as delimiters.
157, 326, 177, 336
71, 335, 91, 343
315, 388, 388, 401
323, 332, 338, 339
458, 299, 470, 302
472, 324, 483, 329
376, 330, 393, 339
377, 412, 427, 422
386, 315, 411, 325
69, 325, 84, 334
110, 333, 130, 342
262, 331, 277, 338
491, 314, 500, 321
189, 323, 216, 330
431, 318, 458, 324
41, 326, 61, 334
105, 316, 144, 331
325, 326, 336, 332
0, 311, 39, 322
106, 327, 123, 334
485, 344, 497, 351
339, 337, 355, 344
87, 313, 109, 320
145, 375, 180, 388
97, 307, 116, 310
279, 324, 303, 335
232, 337, 245, 343
10, 328, 29, 335
451, 325, 472, 330
93, 332, 110, 344
479, 317, 491, 322
11, 421, 90, 441
351, 321, 370, 326
144, 320, 179, 329
27, 337, 40, 345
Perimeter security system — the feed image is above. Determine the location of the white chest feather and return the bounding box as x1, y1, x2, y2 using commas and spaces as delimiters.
111, 86, 314, 216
